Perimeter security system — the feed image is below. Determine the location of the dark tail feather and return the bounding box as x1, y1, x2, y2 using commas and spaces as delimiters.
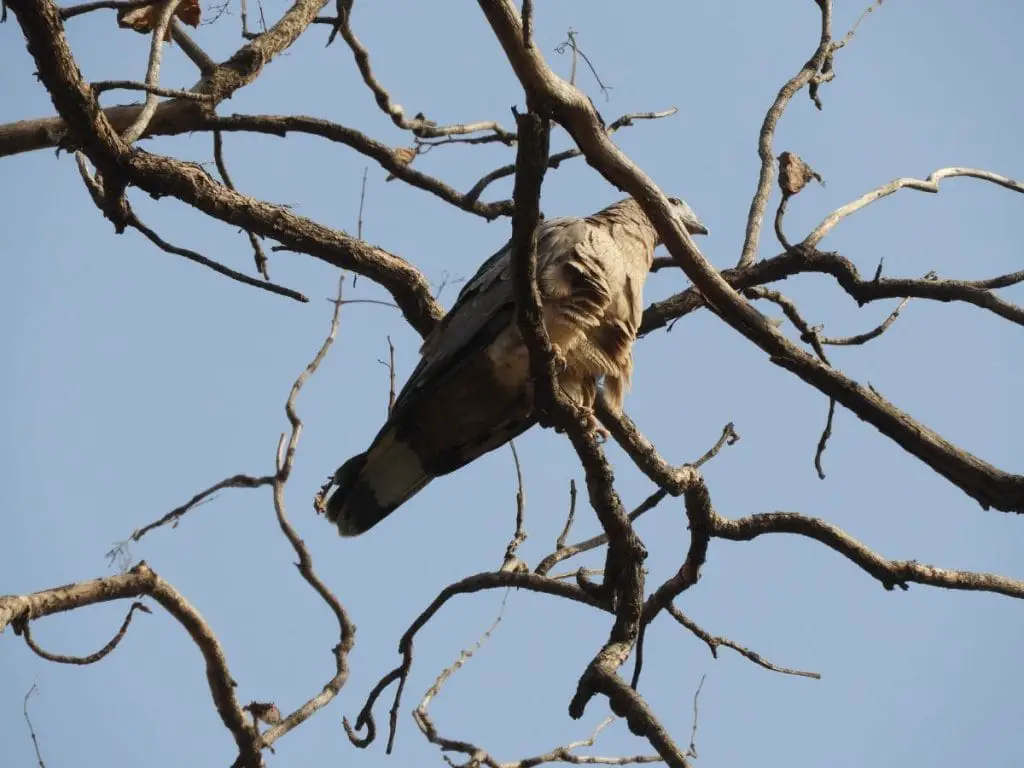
322, 432, 433, 537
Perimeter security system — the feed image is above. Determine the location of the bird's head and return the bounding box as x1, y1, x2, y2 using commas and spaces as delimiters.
667, 196, 709, 237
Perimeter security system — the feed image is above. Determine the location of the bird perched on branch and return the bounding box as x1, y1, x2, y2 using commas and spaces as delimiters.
319, 196, 708, 537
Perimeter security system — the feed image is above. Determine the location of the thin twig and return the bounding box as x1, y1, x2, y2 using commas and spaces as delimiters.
465, 109, 677, 204
74, 154, 305, 302
818, 297, 911, 346
258, 274, 356, 751
555, 29, 612, 100
377, 335, 396, 417
501, 441, 528, 572
814, 398, 836, 480
213, 130, 270, 279
23, 684, 46, 768
534, 424, 738, 577
17, 602, 151, 665
667, 606, 820, 679
324, 4, 514, 142
556, 479, 578, 551
357, 166, 368, 239
114, 472, 272, 553
687, 675, 705, 759
92, 80, 211, 101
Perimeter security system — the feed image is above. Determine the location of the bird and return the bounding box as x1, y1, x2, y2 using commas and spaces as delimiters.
320, 196, 708, 537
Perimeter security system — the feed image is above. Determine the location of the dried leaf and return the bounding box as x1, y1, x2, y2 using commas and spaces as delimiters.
117, 0, 201, 43
777, 151, 824, 197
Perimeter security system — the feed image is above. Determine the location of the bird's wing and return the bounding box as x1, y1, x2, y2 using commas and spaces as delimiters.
392, 216, 587, 413
324, 216, 594, 537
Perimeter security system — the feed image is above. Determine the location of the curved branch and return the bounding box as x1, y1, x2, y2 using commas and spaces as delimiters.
346, 571, 600, 751
641, 248, 1024, 336
17, 601, 151, 665
0, 563, 260, 764
324, 2, 514, 143
737, 0, 833, 267
805, 167, 1024, 248
712, 510, 1024, 598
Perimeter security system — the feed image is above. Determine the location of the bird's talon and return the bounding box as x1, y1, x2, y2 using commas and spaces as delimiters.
550, 344, 568, 374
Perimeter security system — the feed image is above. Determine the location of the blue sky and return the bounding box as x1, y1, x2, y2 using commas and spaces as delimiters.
2, 1, 1023, 766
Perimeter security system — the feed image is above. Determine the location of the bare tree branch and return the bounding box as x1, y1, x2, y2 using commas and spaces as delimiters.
711, 510, 1024, 598
804, 167, 1024, 249
119, 0, 184, 144
213, 130, 271, 279
0, 563, 262, 765
17, 602, 151, 665
737, 1, 833, 268
23, 684, 47, 768
667, 606, 820, 679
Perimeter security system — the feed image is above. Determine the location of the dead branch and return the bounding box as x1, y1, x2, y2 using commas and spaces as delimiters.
213, 130, 270, 279
667, 606, 820, 680
737, 1, 833, 268
640, 481, 712, 625
16, 601, 151, 665
535, 423, 737, 577
819, 296, 911, 346
345, 571, 601, 752
555, 479, 579, 552
501, 440, 529, 572
743, 286, 836, 476
114, 472, 273, 551
3, 0, 332, 159
554, 29, 612, 100
203, 114, 512, 219
119, 0, 184, 144
323, 2, 515, 143
74, 152, 302, 300
711, 510, 1024, 598
23, 684, 46, 768
805, 167, 1024, 249
0, 563, 261, 765
91, 80, 212, 101
465, 109, 678, 204
642, 248, 1024, 335
258, 275, 356, 750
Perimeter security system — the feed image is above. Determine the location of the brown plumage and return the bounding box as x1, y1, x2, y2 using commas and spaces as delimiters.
321, 196, 708, 537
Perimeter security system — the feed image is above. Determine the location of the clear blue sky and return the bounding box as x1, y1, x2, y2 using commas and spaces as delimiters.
3, 1, 1023, 766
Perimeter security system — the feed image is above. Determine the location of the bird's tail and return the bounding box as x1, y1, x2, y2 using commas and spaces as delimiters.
321, 428, 434, 537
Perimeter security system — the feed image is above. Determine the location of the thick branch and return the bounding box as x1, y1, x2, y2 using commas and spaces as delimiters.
5, 0, 445, 334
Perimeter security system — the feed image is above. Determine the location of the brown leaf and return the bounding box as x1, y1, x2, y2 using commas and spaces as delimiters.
117, 0, 202, 42
777, 151, 824, 197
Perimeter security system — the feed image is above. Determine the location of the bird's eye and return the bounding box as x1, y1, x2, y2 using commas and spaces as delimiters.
668, 197, 681, 206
